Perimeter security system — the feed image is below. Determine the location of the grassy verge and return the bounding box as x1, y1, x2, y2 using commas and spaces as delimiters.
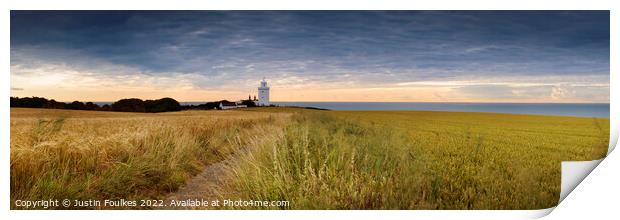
221, 112, 425, 209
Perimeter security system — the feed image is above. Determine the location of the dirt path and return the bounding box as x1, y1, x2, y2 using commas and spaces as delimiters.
159, 145, 253, 210
159, 117, 289, 210
160, 159, 228, 209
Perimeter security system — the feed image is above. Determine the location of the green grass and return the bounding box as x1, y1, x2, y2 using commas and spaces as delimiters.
221, 110, 609, 209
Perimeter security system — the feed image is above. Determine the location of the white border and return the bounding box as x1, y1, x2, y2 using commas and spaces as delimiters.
2, 0, 617, 219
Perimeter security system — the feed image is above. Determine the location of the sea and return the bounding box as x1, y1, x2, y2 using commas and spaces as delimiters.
272, 102, 610, 118
94, 102, 610, 118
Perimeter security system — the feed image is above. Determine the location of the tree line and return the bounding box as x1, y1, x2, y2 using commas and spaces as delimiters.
183, 99, 257, 110
10, 96, 181, 113
10, 96, 259, 113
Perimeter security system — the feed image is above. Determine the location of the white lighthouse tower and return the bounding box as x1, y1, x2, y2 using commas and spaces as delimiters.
258, 78, 270, 106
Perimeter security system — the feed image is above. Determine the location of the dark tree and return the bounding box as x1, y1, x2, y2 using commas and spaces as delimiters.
111, 97, 181, 112
10, 97, 19, 107
12, 97, 49, 108
84, 102, 100, 110
241, 99, 256, 107
196, 101, 223, 110
66, 101, 86, 110
101, 104, 112, 111
112, 98, 146, 112
144, 98, 181, 113
46, 99, 66, 109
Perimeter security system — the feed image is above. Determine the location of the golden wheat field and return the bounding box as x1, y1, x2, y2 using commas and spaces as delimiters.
10, 108, 291, 209
10, 107, 609, 210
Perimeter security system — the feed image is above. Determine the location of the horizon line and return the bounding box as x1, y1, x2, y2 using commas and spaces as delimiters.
19, 100, 611, 105
10, 96, 610, 105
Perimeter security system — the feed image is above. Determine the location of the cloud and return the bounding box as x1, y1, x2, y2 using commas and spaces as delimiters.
551, 85, 572, 100
453, 83, 608, 103
9, 11, 610, 102
456, 85, 518, 99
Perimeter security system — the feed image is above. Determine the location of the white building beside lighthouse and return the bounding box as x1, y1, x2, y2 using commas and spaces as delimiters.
258, 78, 270, 106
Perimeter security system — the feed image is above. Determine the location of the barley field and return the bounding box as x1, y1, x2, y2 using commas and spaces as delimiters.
220, 109, 609, 209
10, 107, 609, 210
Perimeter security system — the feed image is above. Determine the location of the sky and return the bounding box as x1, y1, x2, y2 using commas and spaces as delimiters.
10, 11, 610, 103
